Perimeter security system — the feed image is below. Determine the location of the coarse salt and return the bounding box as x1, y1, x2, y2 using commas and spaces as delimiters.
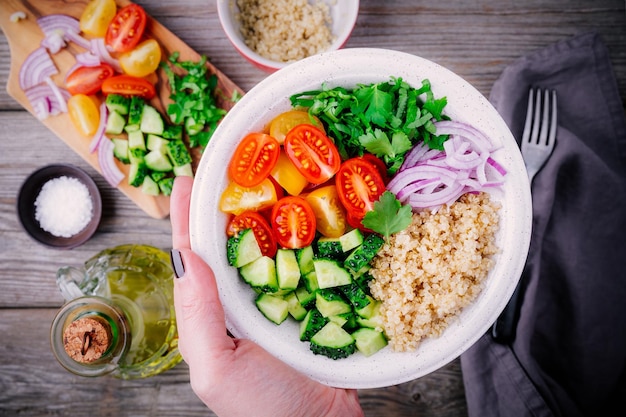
34, 176, 94, 238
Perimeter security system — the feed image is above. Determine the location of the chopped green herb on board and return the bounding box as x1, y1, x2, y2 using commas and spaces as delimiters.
161, 53, 228, 150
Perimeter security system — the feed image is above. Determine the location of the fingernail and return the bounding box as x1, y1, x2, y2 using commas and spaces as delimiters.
170, 249, 185, 279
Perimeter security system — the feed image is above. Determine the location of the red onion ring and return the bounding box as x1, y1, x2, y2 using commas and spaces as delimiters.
97, 138, 125, 187
89, 102, 109, 153
19, 47, 58, 90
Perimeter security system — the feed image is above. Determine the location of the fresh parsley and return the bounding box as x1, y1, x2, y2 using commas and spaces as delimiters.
290, 77, 449, 173
362, 191, 413, 239
161, 53, 228, 150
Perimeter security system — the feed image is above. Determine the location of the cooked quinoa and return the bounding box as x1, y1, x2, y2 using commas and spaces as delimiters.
368, 192, 501, 352
236, 0, 333, 63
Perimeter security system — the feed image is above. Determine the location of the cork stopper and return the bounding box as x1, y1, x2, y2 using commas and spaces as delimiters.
63, 316, 112, 363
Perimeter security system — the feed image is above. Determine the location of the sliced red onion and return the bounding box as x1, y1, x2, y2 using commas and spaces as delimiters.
40, 32, 66, 54
97, 138, 125, 187
65, 29, 91, 50
90, 38, 122, 73
23, 83, 67, 118
43, 76, 68, 113
37, 14, 80, 35
391, 121, 507, 211
76, 51, 102, 67
89, 102, 109, 153
19, 47, 58, 90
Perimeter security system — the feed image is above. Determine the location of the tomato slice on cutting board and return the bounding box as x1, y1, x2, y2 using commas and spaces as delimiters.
65, 64, 115, 96
105, 3, 147, 53
270, 196, 316, 249
228, 133, 280, 187
283, 124, 340, 184
335, 157, 386, 221
101, 75, 156, 99
227, 211, 278, 258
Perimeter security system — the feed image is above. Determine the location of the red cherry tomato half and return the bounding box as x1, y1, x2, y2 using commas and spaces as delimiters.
105, 4, 147, 53
270, 196, 317, 249
283, 124, 341, 185
358, 153, 389, 184
65, 64, 115, 96
335, 157, 386, 221
227, 211, 277, 258
101, 75, 156, 99
228, 133, 280, 187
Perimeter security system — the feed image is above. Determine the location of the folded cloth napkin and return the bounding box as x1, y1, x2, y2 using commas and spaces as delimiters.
460, 32, 626, 417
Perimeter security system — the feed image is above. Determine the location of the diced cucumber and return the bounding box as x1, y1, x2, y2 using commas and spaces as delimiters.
129, 148, 146, 164
355, 295, 379, 319
352, 328, 387, 357
302, 270, 319, 293
173, 163, 193, 177
355, 298, 384, 330
158, 177, 174, 196
127, 130, 145, 151
284, 291, 307, 321
313, 258, 352, 289
310, 321, 356, 360
151, 171, 167, 182
276, 249, 301, 291
226, 228, 262, 267
340, 281, 372, 310
141, 175, 160, 196
315, 289, 351, 318
339, 228, 364, 252
162, 124, 183, 140
255, 293, 289, 325
112, 138, 130, 164
328, 314, 348, 327
128, 95, 144, 126
166, 140, 192, 167
344, 234, 385, 274
316, 237, 344, 260
295, 285, 316, 309
239, 256, 278, 293
140, 104, 164, 135
144, 149, 173, 172
105, 94, 130, 115
128, 161, 149, 187
296, 245, 315, 275
299, 308, 328, 341
105, 110, 126, 135
146, 134, 169, 153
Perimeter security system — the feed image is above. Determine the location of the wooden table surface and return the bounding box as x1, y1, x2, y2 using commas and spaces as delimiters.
1, 1, 624, 416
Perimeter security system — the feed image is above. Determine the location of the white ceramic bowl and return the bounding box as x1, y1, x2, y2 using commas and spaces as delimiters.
189, 48, 532, 388
217, 0, 359, 72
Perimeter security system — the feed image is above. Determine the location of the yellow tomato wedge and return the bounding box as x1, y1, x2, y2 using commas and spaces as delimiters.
270, 152, 308, 196
268, 110, 324, 144
219, 178, 278, 215
67, 94, 100, 137
80, 0, 117, 37
304, 185, 348, 238
119, 39, 162, 78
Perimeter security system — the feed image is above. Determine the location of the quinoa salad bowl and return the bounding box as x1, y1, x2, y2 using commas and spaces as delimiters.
189, 48, 532, 388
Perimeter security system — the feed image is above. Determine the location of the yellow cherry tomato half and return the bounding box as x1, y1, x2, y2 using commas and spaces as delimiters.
67, 94, 100, 137
119, 39, 162, 78
270, 152, 309, 196
219, 178, 278, 215
304, 185, 348, 238
268, 110, 325, 144
79, 0, 117, 38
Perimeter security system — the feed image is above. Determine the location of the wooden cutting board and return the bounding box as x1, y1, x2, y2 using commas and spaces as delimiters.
0, 0, 244, 219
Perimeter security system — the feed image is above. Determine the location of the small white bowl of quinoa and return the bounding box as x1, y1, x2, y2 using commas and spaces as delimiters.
217, 0, 359, 72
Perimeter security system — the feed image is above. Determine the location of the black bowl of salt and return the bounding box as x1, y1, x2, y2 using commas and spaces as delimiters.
17, 164, 102, 249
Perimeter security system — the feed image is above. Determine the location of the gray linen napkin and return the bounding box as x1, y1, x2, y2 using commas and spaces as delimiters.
460, 32, 626, 417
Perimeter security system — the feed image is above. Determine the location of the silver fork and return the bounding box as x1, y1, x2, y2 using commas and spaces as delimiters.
521, 88, 558, 183
491, 87, 558, 344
